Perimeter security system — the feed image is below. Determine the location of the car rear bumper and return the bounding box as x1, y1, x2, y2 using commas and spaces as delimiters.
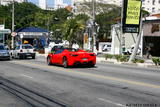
0, 56, 10, 60
19, 53, 35, 57
68, 57, 96, 66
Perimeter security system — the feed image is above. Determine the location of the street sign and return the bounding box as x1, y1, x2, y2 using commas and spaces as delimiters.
20, 34, 23, 39
122, 0, 142, 33
0, 29, 11, 34
11, 32, 17, 37
0, 25, 4, 30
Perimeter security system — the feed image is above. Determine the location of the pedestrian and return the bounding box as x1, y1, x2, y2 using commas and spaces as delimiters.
145, 46, 151, 59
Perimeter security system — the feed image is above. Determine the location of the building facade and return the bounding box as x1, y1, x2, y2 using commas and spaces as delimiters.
74, 0, 122, 6
0, 0, 27, 5
75, 0, 160, 14
54, 0, 68, 9
39, 0, 47, 10
142, 0, 160, 14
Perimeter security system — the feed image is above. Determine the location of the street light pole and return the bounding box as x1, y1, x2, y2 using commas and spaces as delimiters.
11, 0, 15, 49
92, 0, 96, 53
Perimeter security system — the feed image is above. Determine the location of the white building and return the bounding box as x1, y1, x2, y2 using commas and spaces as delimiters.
74, 0, 122, 6
142, 0, 160, 14
39, 0, 47, 10
0, 0, 26, 5
54, 0, 68, 9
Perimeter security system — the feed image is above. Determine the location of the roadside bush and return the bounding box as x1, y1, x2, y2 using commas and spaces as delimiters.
114, 55, 122, 62
152, 57, 160, 66
119, 55, 129, 62
132, 59, 145, 63
104, 54, 114, 60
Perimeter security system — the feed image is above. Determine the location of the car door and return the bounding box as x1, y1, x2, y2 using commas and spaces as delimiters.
53, 49, 64, 64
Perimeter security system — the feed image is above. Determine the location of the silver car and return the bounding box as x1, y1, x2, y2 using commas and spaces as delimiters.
0, 44, 11, 60
12, 44, 36, 59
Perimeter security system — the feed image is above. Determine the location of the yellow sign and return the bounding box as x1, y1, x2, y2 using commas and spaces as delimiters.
126, 0, 141, 25
84, 33, 88, 44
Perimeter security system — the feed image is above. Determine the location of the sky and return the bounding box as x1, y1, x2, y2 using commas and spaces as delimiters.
28, 0, 72, 7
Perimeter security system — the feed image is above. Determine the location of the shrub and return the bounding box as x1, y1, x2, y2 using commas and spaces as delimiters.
137, 59, 145, 63
114, 55, 122, 62
152, 57, 160, 66
104, 54, 113, 60
132, 59, 145, 63
119, 55, 129, 62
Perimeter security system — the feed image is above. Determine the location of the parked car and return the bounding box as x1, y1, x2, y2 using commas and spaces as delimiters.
125, 45, 141, 55
12, 44, 36, 59
47, 48, 96, 68
102, 44, 111, 52
0, 43, 11, 60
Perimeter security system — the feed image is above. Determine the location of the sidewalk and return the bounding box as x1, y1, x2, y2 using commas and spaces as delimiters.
97, 56, 160, 69
36, 53, 159, 69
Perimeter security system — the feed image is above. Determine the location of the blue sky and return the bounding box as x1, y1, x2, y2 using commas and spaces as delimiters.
28, 0, 71, 7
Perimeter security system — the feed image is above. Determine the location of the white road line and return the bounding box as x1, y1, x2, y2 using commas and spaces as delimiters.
98, 98, 126, 107
20, 74, 33, 79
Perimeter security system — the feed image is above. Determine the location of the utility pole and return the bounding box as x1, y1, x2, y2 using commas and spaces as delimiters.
92, 0, 96, 53
128, 13, 142, 63
11, 0, 15, 49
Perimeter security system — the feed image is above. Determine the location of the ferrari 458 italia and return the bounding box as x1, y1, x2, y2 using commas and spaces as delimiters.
47, 48, 96, 67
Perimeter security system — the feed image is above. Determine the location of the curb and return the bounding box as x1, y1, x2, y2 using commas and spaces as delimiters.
100, 60, 159, 69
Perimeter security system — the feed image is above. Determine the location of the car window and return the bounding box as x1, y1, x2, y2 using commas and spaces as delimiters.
54, 49, 64, 54
15, 46, 20, 50
0, 45, 5, 50
22, 45, 33, 49
51, 45, 63, 51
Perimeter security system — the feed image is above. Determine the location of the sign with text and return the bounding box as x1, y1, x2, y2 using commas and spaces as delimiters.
0, 25, 4, 30
122, 0, 142, 33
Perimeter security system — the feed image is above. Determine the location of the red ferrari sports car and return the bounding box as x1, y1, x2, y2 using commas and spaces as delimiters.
47, 48, 96, 67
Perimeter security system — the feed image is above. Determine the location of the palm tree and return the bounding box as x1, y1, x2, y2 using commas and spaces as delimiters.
63, 18, 86, 48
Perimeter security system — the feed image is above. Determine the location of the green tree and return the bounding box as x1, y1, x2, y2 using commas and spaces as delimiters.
96, 7, 121, 41
63, 16, 86, 47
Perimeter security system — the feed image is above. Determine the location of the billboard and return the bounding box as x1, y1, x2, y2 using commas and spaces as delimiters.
122, 0, 142, 33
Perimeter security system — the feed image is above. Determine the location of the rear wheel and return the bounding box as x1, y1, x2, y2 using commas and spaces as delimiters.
63, 57, 68, 68
90, 64, 95, 67
18, 54, 23, 59
47, 57, 52, 65
32, 55, 35, 59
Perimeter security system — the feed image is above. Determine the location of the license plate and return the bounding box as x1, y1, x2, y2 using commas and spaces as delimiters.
26, 53, 31, 55
82, 58, 88, 60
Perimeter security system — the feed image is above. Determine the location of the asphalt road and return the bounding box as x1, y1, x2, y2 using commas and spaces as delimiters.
0, 56, 160, 107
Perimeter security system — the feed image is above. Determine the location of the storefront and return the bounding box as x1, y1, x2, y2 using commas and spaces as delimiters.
143, 19, 160, 57
0, 25, 11, 44
15, 27, 49, 50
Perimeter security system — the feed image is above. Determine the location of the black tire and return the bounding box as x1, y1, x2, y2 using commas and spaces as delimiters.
9, 55, 12, 60
19, 54, 23, 59
90, 64, 95, 67
63, 57, 68, 68
47, 57, 52, 65
32, 55, 35, 59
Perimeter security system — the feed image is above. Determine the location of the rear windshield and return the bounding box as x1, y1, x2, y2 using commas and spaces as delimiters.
0, 45, 5, 50
22, 45, 33, 49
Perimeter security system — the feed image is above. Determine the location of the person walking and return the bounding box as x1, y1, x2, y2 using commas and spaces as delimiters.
145, 46, 151, 59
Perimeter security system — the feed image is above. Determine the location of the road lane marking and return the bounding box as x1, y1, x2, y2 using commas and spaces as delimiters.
98, 98, 125, 107
20, 74, 33, 79
11, 61, 160, 89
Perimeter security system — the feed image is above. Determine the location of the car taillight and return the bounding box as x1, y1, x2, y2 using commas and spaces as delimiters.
70, 54, 78, 57
90, 53, 96, 56
20, 49, 23, 52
